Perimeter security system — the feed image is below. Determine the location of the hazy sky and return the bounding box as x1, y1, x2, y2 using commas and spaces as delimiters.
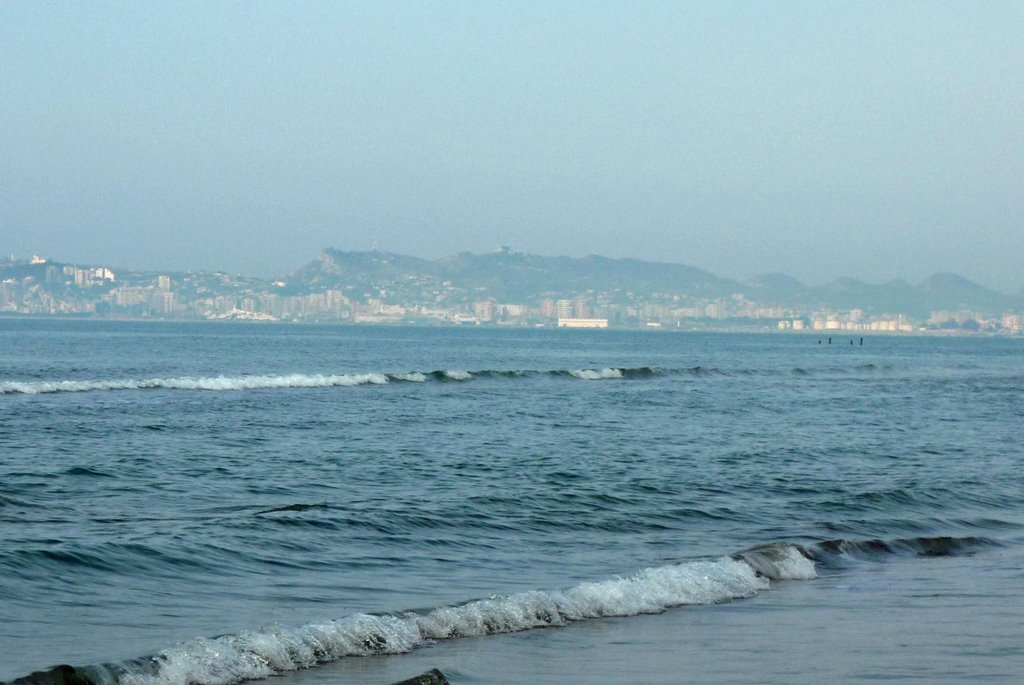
2, 1, 1022, 291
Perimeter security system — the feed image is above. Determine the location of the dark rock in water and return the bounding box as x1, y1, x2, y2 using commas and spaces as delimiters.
391, 668, 450, 685
7, 665, 93, 685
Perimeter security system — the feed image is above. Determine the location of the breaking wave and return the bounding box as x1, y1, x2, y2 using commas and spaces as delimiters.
0, 361, 926, 396
4, 544, 814, 685
3, 535, 999, 685
0, 373, 391, 395
568, 368, 623, 380
0, 367, 659, 395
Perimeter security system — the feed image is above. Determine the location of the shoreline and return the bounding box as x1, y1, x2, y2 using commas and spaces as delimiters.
1, 312, 1019, 338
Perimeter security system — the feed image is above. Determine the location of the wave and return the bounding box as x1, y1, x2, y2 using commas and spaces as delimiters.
0, 494, 30, 508
0, 373, 391, 395
568, 368, 623, 380
423, 369, 474, 381
0, 361, 938, 396
807, 535, 1000, 563
0, 367, 659, 395
4, 535, 998, 685
3, 544, 815, 685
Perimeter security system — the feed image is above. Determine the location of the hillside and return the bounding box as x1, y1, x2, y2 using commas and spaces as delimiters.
278, 248, 1022, 316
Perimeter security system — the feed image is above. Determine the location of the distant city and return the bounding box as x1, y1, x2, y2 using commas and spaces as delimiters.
2, 249, 1022, 335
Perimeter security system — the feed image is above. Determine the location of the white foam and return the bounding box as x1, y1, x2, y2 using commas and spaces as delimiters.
0, 379, 140, 394
0, 366, 646, 394
570, 368, 623, 380
112, 553, 809, 685
0, 373, 390, 395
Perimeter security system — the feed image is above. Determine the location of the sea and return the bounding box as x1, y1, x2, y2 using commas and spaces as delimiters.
1, 319, 1022, 684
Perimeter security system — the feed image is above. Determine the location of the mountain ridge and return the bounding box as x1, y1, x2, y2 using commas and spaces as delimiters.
280, 248, 1021, 317
3, 250, 1020, 320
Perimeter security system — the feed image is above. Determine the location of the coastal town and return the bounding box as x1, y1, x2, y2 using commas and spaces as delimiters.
2, 251, 1021, 335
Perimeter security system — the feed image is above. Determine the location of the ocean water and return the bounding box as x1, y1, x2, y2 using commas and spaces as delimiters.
1, 319, 1022, 684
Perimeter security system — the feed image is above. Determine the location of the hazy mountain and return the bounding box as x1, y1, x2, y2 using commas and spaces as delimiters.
798, 274, 1020, 317
289, 248, 743, 303
5, 250, 1019, 319
915, 273, 1019, 315
809, 277, 917, 314
281, 249, 1022, 316
745, 273, 809, 304
282, 250, 436, 294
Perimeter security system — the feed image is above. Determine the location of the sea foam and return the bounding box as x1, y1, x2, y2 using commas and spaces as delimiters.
569, 368, 624, 380
57, 549, 810, 685
0, 367, 634, 395
0, 373, 390, 395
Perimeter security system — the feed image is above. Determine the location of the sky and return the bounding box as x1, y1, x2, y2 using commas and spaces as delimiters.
2, 1, 1022, 291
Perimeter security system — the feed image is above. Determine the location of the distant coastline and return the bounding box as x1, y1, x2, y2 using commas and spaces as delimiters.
2, 249, 1021, 334
1, 311, 1019, 339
